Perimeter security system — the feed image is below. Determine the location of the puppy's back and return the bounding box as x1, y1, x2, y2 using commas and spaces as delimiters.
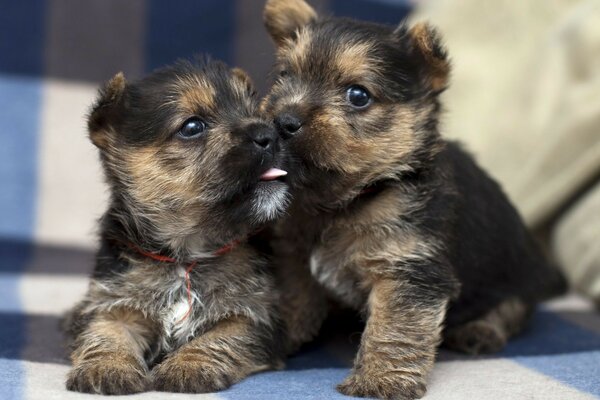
439, 141, 567, 328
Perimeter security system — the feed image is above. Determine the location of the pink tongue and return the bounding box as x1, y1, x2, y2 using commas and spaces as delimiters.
260, 168, 288, 181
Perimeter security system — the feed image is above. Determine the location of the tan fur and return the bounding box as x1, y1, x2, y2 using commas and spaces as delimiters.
280, 27, 312, 73
89, 127, 114, 151
408, 22, 450, 91
298, 103, 421, 185
308, 186, 442, 309
264, 0, 317, 46
337, 279, 446, 400
180, 85, 215, 114
66, 309, 156, 394
153, 316, 280, 393
334, 42, 375, 80
231, 67, 254, 93
124, 145, 202, 206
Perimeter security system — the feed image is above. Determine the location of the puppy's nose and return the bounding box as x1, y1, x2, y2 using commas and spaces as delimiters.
247, 124, 278, 151
274, 113, 302, 139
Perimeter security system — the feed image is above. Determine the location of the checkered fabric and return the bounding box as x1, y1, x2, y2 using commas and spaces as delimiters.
0, 1, 598, 399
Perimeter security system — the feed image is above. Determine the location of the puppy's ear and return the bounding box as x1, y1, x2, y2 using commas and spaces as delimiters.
264, 0, 317, 46
231, 67, 255, 95
398, 22, 450, 92
88, 72, 127, 149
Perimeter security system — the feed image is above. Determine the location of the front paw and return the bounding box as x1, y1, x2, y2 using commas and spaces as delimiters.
337, 371, 426, 400
66, 356, 149, 395
153, 354, 237, 393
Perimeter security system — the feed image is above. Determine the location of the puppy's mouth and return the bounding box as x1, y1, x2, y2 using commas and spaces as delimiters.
259, 167, 288, 182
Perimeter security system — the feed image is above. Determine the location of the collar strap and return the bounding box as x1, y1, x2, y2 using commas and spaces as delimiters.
357, 180, 388, 199
126, 237, 241, 264
120, 237, 242, 325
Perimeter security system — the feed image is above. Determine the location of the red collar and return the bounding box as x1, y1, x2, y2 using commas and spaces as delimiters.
359, 186, 378, 196
129, 237, 241, 263
357, 180, 387, 198
123, 237, 244, 324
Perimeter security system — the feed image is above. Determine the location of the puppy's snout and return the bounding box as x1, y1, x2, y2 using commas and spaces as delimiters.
274, 113, 302, 139
246, 123, 278, 151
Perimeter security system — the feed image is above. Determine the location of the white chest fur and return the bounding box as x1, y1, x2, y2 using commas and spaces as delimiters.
160, 266, 202, 350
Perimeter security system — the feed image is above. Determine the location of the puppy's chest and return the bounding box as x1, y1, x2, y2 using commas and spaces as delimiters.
103, 265, 211, 347
309, 229, 370, 309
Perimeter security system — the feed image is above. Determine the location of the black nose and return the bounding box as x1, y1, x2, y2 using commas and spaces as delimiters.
274, 113, 302, 139
246, 124, 278, 151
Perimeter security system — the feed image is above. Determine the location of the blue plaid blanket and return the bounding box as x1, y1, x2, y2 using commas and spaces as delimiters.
1, 1, 599, 399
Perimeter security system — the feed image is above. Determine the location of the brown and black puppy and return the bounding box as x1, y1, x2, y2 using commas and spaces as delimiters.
262, 1, 566, 399
64, 59, 289, 395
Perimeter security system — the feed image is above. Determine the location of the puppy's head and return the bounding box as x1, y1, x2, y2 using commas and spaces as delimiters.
90, 59, 288, 252
263, 0, 449, 207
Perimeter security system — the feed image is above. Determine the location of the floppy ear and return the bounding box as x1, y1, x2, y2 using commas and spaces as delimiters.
400, 22, 450, 92
88, 72, 127, 149
264, 0, 317, 46
231, 67, 255, 95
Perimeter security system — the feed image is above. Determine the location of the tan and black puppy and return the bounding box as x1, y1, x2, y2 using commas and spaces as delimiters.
262, 1, 566, 399
64, 59, 289, 395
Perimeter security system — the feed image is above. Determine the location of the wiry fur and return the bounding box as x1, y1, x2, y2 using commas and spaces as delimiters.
64, 59, 288, 395
263, 1, 566, 399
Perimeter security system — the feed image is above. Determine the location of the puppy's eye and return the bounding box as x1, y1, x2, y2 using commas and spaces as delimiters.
279, 70, 289, 78
178, 117, 207, 139
346, 85, 371, 109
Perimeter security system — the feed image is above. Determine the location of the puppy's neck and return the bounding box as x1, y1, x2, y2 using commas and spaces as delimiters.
101, 199, 252, 263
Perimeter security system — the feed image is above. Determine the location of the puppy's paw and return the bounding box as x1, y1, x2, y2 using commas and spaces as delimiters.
444, 319, 507, 355
152, 354, 235, 393
337, 371, 426, 400
66, 356, 149, 395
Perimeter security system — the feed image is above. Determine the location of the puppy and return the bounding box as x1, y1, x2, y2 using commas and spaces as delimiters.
262, 1, 566, 399
64, 59, 289, 395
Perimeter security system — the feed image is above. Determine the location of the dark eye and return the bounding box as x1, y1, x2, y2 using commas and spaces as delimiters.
178, 117, 207, 139
279, 69, 289, 78
346, 85, 371, 109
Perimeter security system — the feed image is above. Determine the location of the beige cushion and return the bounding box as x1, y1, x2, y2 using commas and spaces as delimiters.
553, 182, 600, 305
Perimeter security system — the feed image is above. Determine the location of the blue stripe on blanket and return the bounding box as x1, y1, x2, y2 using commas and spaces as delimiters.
222, 369, 350, 400
0, 313, 29, 361
0, 76, 42, 242
0, 240, 33, 274
0, 359, 23, 400
504, 311, 600, 396
0, 74, 42, 400
0, 278, 21, 313
0, 316, 26, 400
221, 309, 600, 399
515, 351, 600, 396
0, 1, 46, 76
145, 0, 236, 72
503, 311, 600, 357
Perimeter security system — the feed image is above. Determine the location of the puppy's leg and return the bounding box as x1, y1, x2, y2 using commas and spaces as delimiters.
444, 297, 532, 354
337, 279, 448, 400
153, 316, 280, 393
66, 308, 156, 394
277, 256, 329, 353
